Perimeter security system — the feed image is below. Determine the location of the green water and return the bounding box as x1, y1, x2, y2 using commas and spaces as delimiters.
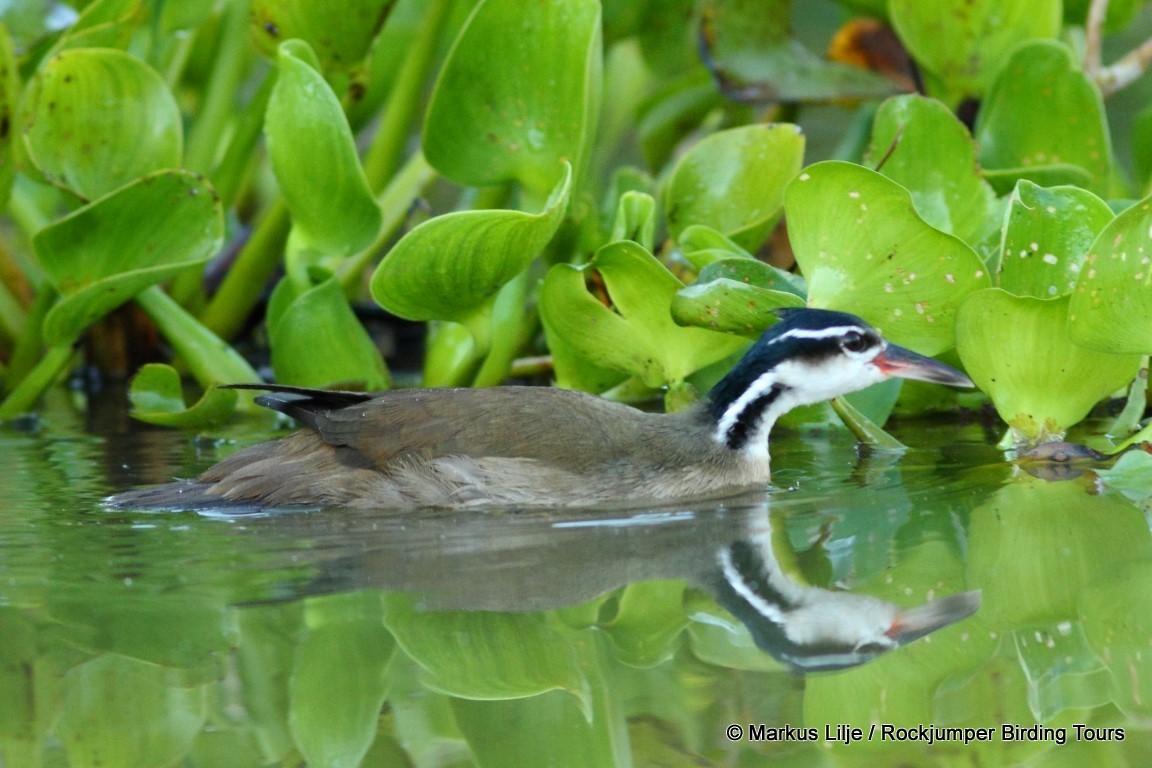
1, 394, 1151, 767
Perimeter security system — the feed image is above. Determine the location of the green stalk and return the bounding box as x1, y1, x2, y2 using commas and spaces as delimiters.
136, 286, 261, 398
211, 68, 277, 209
3, 286, 54, 391
199, 200, 291, 341
184, 0, 254, 175
831, 396, 907, 451
0, 343, 73, 420
361, 0, 454, 191
336, 152, 436, 292
0, 278, 25, 342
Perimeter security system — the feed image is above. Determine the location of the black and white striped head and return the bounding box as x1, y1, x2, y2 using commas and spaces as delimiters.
708, 308, 972, 456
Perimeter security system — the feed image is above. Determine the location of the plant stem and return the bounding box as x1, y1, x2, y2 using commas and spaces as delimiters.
362, 0, 453, 191
199, 200, 291, 341
337, 151, 436, 293
1084, 0, 1108, 77
0, 343, 73, 420
137, 286, 261, 397
3, 286, 54, 392
184, 0, 253, 175
212, 67, 277, 209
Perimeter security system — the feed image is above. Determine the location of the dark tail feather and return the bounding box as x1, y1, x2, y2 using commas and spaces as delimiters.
220, 384, 374, 428
104, 481, 271, 515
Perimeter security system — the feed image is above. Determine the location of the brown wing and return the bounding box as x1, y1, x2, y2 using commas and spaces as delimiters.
236, 384, 704, 470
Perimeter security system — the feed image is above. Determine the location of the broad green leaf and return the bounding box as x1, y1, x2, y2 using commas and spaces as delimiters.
664, 123, 804, 252
967, 476, 1150, 627
46, 0, 142, 55
889, 0, 1060, 99
34, 171, 223, 346
786, 161, 990, 355
1081, 562, 1152, 717
423, 0, 601, 197
636, 69, 722, 171
452, 691, 617, 768
21, 47, 181, 200
267, 276, 390, 390
251, 0, 396, 74
975, 41, 1112, 195
672, 266, 804, 336
998, 181, 1113, 298
289, 620, 394, 768
372, 163, 571, 327
383, 594, 589, 711
1068, 195, 1152, 355
266, 40, 381, 259
699, 0, 898, 101
54, 654, 207, 768
128, 364, 238, 428
599, 581, 688, 668
540, 241, 747, 390
865, 95, 1000, 249
678, 224, 754, 269
1096, 451, 1152, 499
956, 290, 1140, 443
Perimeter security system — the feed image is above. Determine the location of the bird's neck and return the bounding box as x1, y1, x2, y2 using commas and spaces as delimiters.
706, 366, 796, 460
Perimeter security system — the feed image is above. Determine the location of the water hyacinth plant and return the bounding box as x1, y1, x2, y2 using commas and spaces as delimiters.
0, 0, 1148, 455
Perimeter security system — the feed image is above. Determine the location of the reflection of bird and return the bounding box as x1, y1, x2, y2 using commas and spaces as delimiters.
108, 308, 972, 511
710, 536, 981, 671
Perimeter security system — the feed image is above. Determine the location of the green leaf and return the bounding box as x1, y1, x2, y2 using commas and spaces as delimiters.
997, 181, 1113, 299
251, 0, 397, 74
54, 654, 207, 768
21, 47, 181, 200
600, 581, 688, 667
865, 95, 1000, 249
671, 257, 805, 336
371, 163, 571, 327
956, 290, 1140, 443
34, 171, 224, 346
540, 241, 748, 390
383, 594, 589, 711
1068, 195, 1152, 355
128, 364, 238, 427
699, 0, 899, 101
889, 0, 1060, 98
608, 190, 656, 252
423, 0, 601, 197
975, 41, 1112, 195
664, 123, 804, 252
267, 276, 390, 390
786, 161, 990, 355
1095, 451, 1152, 499
46, 0, 142, 55
289, 620, 394, 768
266, 40, 381, 259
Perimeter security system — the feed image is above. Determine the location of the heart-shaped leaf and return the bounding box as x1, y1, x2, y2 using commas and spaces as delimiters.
21, 47, 181, 200
423, 0, 601, 198
786, 160, 990, 355
372, 163, 571, 327
289, 619, 394, 768
664, 123, 804, 252
889, 0, 1060, 99
956, 290, 1140, 443
33, 170, 223, 346
540, 240, 747, 390
128, 364, 238, 427
998, 181, 1113, 299
267, 275, 390, 390
1068, 195, 1152, 355
699, 0, 900, 101
975, 41, 1112, 195
265, 40, 381, 259
672, 259, 805, 336
383, 594, 589, 710
251, 0, 396, 74
865, 95, 1000, 249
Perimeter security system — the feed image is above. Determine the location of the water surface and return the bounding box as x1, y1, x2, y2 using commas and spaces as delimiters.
1, 396, 1150, 767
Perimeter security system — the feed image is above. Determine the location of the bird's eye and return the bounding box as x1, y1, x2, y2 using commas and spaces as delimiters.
840, 330, 869, 354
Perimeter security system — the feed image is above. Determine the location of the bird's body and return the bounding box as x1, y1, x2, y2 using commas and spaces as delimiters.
109, 309, 973, 511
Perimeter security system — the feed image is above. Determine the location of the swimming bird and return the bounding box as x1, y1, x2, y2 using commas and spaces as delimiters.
108, 308, 973, 511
